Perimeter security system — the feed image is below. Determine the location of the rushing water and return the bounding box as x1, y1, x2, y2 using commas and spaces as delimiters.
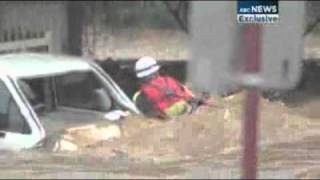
0, 149, 297, 179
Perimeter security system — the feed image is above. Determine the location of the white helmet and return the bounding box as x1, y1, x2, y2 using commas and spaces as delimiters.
135, 56, 160, 78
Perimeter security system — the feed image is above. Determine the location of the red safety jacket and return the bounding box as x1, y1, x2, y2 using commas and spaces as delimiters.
140, 75, 193, 113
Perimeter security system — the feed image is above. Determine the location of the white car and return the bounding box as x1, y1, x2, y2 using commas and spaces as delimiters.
0, 53, 140, 151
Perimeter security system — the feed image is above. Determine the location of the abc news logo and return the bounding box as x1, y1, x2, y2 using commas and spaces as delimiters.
239, 5, 278, 14
237, 1, 279, 24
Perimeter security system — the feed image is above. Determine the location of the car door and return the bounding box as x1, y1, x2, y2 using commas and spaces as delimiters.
0, 76, 44, 151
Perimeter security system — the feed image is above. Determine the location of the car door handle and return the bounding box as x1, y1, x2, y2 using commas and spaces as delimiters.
0, 132, 6, 138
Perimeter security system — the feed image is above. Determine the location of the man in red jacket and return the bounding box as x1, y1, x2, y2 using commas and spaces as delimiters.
133, 56, 211, 119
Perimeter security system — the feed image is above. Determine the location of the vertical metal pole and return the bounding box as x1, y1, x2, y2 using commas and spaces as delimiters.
241, 24, 261, 179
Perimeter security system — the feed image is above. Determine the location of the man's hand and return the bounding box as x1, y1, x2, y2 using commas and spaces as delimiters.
200, 97, 215, 106
196, 93, 224, 109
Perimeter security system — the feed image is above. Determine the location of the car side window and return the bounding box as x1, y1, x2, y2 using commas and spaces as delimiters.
0, 80, 31, 134
56, 71, 114, 112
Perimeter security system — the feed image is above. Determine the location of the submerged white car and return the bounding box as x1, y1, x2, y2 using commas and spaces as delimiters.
0, 53, 140, 151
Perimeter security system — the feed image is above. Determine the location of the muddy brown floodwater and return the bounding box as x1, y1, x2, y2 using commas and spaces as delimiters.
3, 60, 320, 178
2, 86, 320, 179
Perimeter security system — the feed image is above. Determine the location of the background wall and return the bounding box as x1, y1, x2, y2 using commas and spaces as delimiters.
82, 1, 190, 61
0, 1, 68, 54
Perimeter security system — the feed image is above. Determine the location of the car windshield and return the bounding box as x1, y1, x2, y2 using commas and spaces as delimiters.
0, 79, 31, 134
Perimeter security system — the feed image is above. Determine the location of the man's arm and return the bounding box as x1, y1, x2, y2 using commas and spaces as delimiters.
134, 91, 161, 118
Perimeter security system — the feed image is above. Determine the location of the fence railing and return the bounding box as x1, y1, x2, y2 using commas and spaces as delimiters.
0, 29, 52, 54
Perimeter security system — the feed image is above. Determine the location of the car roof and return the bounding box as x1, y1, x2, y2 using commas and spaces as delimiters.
0, 53, 92, 78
